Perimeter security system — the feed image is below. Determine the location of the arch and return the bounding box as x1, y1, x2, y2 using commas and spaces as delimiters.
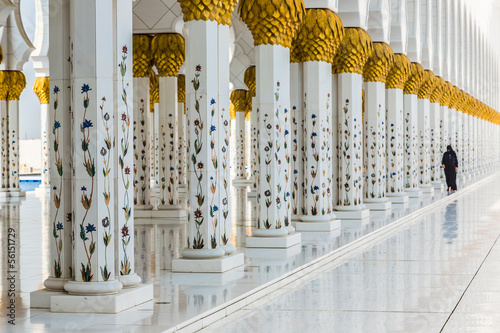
366, 0, 391, 43
337, 0, 370, 30
419, 0, 432, 70
388, 0, 407, 54
406, 0, 421, 63
31, 0, 49, 76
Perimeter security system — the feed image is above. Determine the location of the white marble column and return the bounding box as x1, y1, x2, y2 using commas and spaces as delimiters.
150, 73, 160, 197
0, 87, 7, 196
416, 71, 434, 194
231, 89, 249, 184
132, 77, 153, 209
290, 61, 304, 220
298, 60, 338, 230
7, 72, 26, 197
33, 77, 51, 193
44, 1, 72, 289
429, 78, 444, 189
64, 0, 121, 295
177, 74, 187, 188
173, 14, 244, 269
403, 63, 424, 198
152, 34, 184, 210
385, 55, 410, 204
244, 66, 258, 197
115, 0, 140, 287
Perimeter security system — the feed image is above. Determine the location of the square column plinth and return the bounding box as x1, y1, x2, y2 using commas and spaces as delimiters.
364, 201, 392, 211
293, 219, 341, 232
32, 284, 153, 313
387, 194, 409, 204
172, 252, 244, 273
246, 232, 301, 248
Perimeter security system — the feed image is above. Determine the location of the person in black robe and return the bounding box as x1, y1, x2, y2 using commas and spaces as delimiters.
442, 145, 458, 192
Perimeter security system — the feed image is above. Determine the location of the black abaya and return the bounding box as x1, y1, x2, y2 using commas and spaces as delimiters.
442, 150, 458, 191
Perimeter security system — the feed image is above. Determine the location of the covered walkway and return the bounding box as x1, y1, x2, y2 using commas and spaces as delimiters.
201, 172, 500, 332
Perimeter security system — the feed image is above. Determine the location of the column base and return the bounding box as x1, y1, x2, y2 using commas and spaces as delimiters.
118, 273, 142, 288
43, 276, 70, 291
64, 280, 123, 296
293, 219, 341, 232
219, 244, 236, 255
247, 189, 258, 198
246, 232, 301, 248
0, 190, 8, 198
134, 204, 154, 210
246, 244, 302, 260
30, 289, 66, 309
232, 178, 252, 187
8, 190, 26, 197
135, 208, 187, 225
291, 214, 303, 222
51, 284, 153, 314
386, 193, 409, 204
404, 189, 423, 198
334, 207, 370, 220
35, 185, 50, 194
419, 185, 434, 194
341, 217, 370, 228
172, 252, 244, 273
363, 200, 391, 211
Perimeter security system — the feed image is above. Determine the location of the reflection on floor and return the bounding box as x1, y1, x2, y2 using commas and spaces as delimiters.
0, 172, 498, 332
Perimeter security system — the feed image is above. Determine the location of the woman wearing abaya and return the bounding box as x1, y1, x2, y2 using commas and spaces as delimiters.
442, 145, 458, 192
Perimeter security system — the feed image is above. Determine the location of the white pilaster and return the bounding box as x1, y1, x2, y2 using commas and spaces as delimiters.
417, 97, 433, 193
290, 62, 304, 220
403, 93, 422, 197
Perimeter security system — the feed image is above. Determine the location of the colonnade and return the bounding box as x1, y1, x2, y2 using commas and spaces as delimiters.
10, 0, 499, 311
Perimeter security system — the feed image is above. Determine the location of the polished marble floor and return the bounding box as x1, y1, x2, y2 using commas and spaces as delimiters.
0, 171, 499, 332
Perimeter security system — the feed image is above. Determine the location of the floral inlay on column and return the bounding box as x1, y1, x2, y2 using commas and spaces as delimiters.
118, 46, 132, 276
52, 85, 63, 278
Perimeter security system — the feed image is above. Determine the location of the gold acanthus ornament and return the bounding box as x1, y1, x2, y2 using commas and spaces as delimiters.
0, 71, 8, 100
440, 82, 453, 107
294, 9, 344, 64
447, 86, 460, 110
230, 89, 248, 112
385, 54, 411, 89
8, 71, 27, 101
403, 63, 424, 95
245, 90, 252, 120
430, 77, 445, 103
417, 70, 437, 100
244, 66, 256, 96
33, 76, 50, 105
178, 74, 186, 114
218, 0, 238, 25
290, 38, 301, 63
151, 34, 185, 77
133, 34, 152, 78
238, 0, 305, 48
177, 0, 220, 23
363, 42, 394, 83
332, 28, 373, 75
230, 102, 236, 120
149, 69, 159, 113
456, 90, 467, 113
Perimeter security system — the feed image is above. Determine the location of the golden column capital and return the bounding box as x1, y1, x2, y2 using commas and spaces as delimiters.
149, 70, 159, 112
363, 42, 394, 83
8, 71, 26, 101
178, 74, 186, 114
151, 33, 185, 77
0, 71, 8, 100
230, 102, 236, 120
440, 82, 453, 107
456, 90, 467, 112
332, 28, 373, 75
218, 0, 238, 25
386, 54, 411, 89
133, 34, 152, 78
417, 70, 437, 100
290, 39, 301, 63
245, 90, 252, 120
430, 77, 445, 103
178, 0, 220, 23
403, 62, 424, 95
448, 86, 460, 110
238, 0, 305, 48
33, 76, 50, 104
294, 9, 344, 64
178, 74, 186, 103
244, 66, 256, 96
230, 89, 248, 112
